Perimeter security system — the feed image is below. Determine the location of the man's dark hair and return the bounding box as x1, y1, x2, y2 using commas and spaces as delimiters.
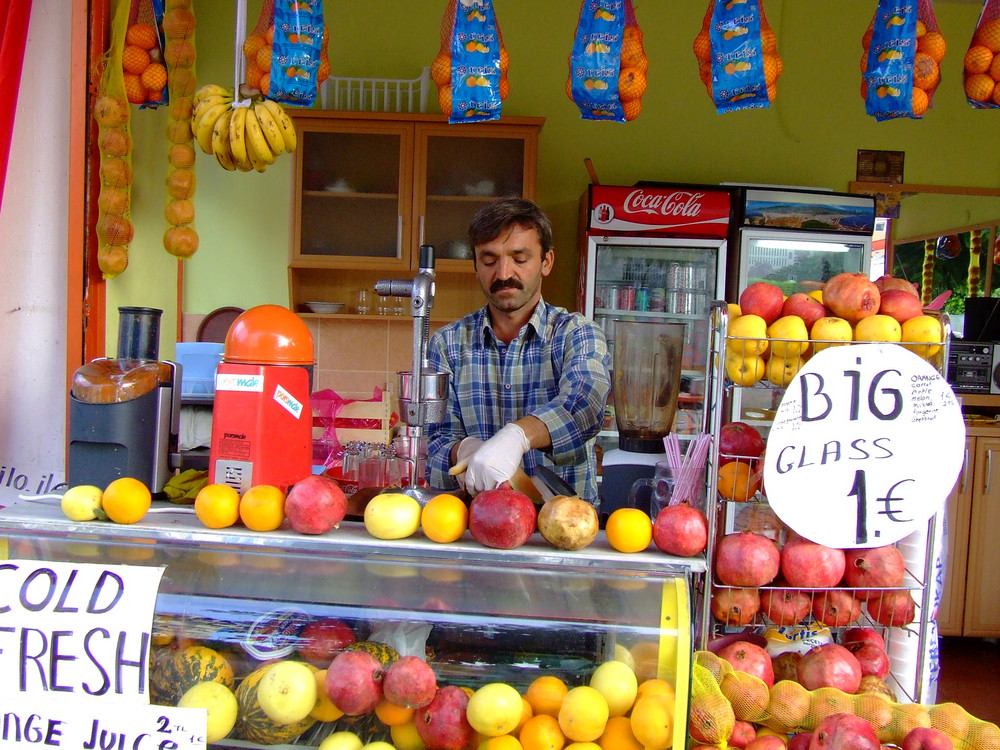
468, 197, 554, 258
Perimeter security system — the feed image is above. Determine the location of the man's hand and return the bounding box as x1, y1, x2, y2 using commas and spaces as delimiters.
449, 437, 483, 488
462, 423, 530, 495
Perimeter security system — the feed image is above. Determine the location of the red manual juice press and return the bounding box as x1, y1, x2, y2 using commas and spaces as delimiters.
208, 305, 314, 493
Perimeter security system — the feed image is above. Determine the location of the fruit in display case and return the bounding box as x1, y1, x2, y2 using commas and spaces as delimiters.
780, 536, 846, 589
326, 649, 386, 716
901, 315, 944, 359
844, 640, 890, 680
469, 487, 537, 549
810, 317, 854, 353
298, 617, 357, 666
760, 587, 811, 626
767, 316, 810, 359
383, 655, 438, 709
234, 663, 318, 744
710, 586, 760, 626
717, 640, 775, 688
714, 531, 780, 587
652, 503, 708, 557
415, 685, 474, 750
177, 679, 239, 743
467, 682, 524, 737
853, 314, 902, 344
718, 422, 766, 466
739, 282, 785, 326
809, 712, 879, 750
865, 589, 916, 627
877, 289, 924, 325
285, 474, 348, 534
364, 492, 422, 540
797, 643, 863, 694
536, 494, 599, 551
782, 293, 828, 332
841, 546, 906, 596
150, 644, 235, 705
257, 660, 318, 724
811, 590, 862, 628
841, 627, 885, 652
820, 273, 881, 325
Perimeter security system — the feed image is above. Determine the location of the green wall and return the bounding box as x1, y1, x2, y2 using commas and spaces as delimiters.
111, 1, 1000, 357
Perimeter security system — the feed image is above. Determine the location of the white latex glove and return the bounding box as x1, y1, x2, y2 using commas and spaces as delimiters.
450, 436, 484, 487
463, 423, 530, 495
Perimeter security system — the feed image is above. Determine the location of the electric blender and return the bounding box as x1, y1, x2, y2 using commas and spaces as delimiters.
375, 245, 449, 505
600, 319, 686, 517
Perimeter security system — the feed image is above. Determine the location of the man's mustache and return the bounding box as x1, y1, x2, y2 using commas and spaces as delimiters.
490, 280, 523, 293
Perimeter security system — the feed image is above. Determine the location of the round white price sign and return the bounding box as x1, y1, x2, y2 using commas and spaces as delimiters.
762, 343, 965, 549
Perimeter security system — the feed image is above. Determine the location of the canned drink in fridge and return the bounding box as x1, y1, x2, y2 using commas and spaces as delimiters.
618, 285, 636, 311
667, 262, 682, 288
605, 284, 620, 310
594, 284, 609, 310
648, 287, 665, 311
679, 263, 695, 289
635, 287, 650, 312
694, 264, 708, 290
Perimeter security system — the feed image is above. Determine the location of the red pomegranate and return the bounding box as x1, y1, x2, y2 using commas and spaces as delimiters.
717, 640, 775, 687
808, 712, 879, 749
873, 274, 919, 297
842, 627, 885, 651
760, 587, 811, 626
780, 536, 846, 588
711, 586, 760, 626
823, 272, 881, 325
718, 421, 766, 465
715, 531, 780, 587
812, 590, 862, 628
845, 641, 890, 679
797, 643, 863, 693
842, 546, 905, 598
866, 589, 916, 627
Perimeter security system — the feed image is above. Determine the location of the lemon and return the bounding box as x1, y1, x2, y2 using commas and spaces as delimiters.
467, 682, 524, 737
178, 680, 238, 744
629, 694, 673, 750
60, 485, 105, 521
364, 492, 422, 540
362, 743, 397, 750
558, 686, 609, 743
565, 744, 601, 750
390, 722, 427, 750
478, 736, 523, 750
320, 732, 364, 750
257, 661, 317, 724
611, 643, 636, 672
589, 660, 638, 717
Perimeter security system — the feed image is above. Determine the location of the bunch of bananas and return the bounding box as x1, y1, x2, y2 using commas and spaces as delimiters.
191, 83, 297, 172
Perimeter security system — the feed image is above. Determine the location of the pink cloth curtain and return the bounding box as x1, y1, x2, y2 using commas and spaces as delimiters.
0, 0, 34, 212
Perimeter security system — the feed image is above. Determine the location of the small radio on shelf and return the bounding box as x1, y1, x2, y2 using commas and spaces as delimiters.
946, 341, 1000, 394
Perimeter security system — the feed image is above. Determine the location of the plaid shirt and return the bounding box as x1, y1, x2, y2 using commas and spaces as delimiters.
425, 300, 611, 503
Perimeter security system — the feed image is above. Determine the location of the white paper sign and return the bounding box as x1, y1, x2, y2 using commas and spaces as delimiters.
0, 560, 164, 702
0, 693, 205, 749
763, 344, 965, 548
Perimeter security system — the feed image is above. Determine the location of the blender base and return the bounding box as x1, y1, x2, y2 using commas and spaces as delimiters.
599, 448, 665, 520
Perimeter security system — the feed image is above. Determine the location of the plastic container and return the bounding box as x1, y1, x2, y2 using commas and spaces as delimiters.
320, 67, 430, 112
117, 306, 162, 360
175, 342, 224, 397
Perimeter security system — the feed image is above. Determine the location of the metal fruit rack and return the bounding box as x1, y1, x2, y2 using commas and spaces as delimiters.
698, 300, 954, 705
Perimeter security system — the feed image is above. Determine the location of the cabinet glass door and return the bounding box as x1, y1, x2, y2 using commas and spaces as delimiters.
416, 126, 530, 263
294, 124, 411, 266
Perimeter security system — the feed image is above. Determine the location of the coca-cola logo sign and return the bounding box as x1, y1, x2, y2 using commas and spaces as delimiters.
623, 190, 705, 217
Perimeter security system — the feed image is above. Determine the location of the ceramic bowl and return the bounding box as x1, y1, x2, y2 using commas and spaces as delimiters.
304, 302, 344, 314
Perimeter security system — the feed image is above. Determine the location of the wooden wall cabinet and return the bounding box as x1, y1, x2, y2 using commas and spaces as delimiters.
938, 428, 1000, 637
287, 110, 543, 322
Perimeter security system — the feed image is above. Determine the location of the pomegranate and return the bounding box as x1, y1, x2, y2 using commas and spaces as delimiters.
711, 586, 760, 626
797, 643, 862, 693
873, 274, 919, 297
878, 289, 924, 325
866, 589, 916, 627
653, 503, 708, 557
415, 685, 474, 750
842, 546, 905, 598
297, 617, 355, 665
845, 641, 890, 679
772, 650, 802, 682
383, 655, 438, 708
325, 650, 385, 715
718, 421, 766, 465
715, 531, 780, 587
789, 734, 814, 750
808, 712, 879, 749
780, 536, 846, 588
284, 474, 348, 534
468, 487, 536, 549
717, 640, 775, 687
823, 272, 881, 325
900, 727, 955, 750
812, 590, 862, 628
783, 292, 829, 331
761, 587, 811, 626
842, 627, 886, 651
740, 281, 786, 325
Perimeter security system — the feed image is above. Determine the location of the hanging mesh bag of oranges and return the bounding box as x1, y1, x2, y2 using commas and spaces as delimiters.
962, 0, 1000, 108
861, 0, 947, 120
123, 0, 167, 109
566, 0, 647, 122
692, 0, 782, 114
431, 0, 508, 123
92, 0, 135, 279
242, 0, 331, 103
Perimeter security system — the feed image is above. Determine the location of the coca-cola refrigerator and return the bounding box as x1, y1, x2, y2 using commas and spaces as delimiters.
577, 183, 737, 506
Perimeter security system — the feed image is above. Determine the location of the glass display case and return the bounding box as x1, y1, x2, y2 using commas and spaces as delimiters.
0, 500, 704, 749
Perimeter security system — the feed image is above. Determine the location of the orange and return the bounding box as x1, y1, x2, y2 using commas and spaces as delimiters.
310, 669, 344, 722
194, 484, 240, 529
100, 157, 133, 188
122, 44, 150, 75
621, 26, 646, 67
245, 62, 265, 90
761, 27, 777, 54
519, 714, 565, 750
912, 86, 929, 116
141, 62, 167, 91
629, 644, 661, 684
964, 45, 993, 74
165, 198, 195, 226
421, 493, 468, 543
974, 18, 1000, 54
239, 485, 285, 531
317, 57, 331, 83
243, 32, 267, 62
481, 737, 523, 750
913, 52, 940, 90
965, 72, 995, 102
622, 99, 642, 122
500, 46, 510, 74
256, 45, 273, 73
991, 54, 1000, 82
260, 73, 271, 96
916, 20, 927, 37
596, 716, 641, 750
166, 118, 193, 143
604, 508, 652, 553
102, 477, 152, 524
265, 24, 275, 44
525, 676, 568, 718
166, 168, 196, 199
500, 75, 510, 100
635, 678, 674, 705
163, 225, 199, 259
516, 697, 533, 733
763, 53, 781, 85
618, 68, 646, 102
97, 214, 134, 246
917, 31, 947, 63
123, 73, 147, 105
692, 31, 711, 63
126, 23, 158, 50
161, 8, 195, 39
375, 698, 415, 726
164, 39, 195, 68
993, 84, 1000, 106
437, 84, 452, 115
98, 246, 128, 277
93, 95, 128, 126
717, 461, 761, 502
169, 67, 197, 97
98, 186, 129, 215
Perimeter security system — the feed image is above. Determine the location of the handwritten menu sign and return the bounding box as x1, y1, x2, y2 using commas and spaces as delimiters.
763, 344, 965, 549
0, 560, 207, 749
